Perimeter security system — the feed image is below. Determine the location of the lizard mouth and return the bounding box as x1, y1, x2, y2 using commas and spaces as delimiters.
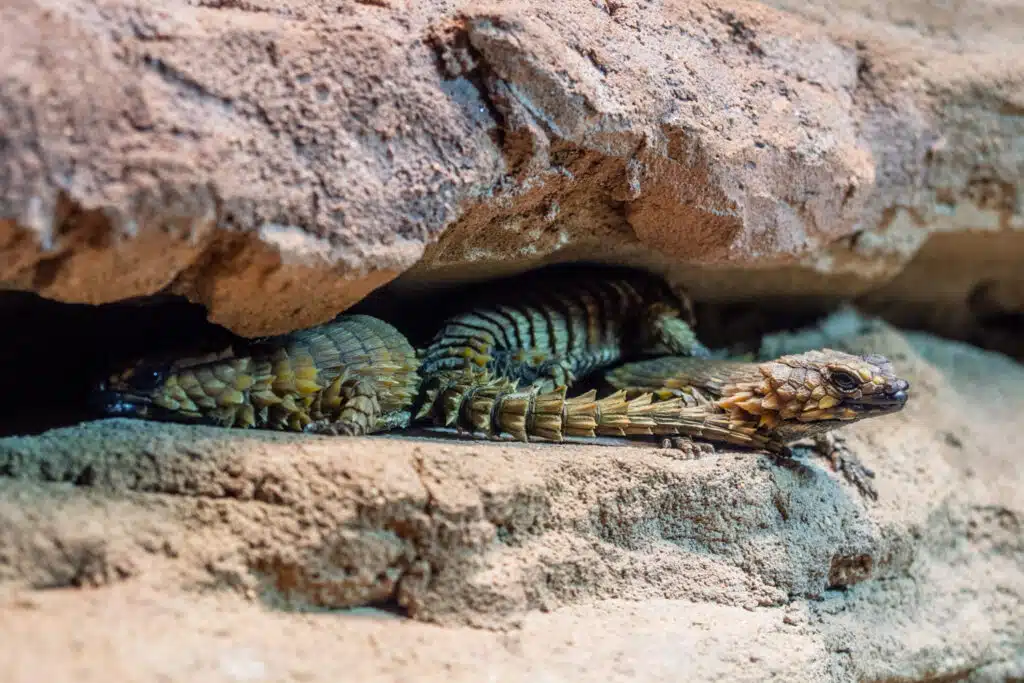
846, 387, 909, 413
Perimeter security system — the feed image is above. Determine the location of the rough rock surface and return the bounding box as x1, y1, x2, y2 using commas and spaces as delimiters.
1, 312, 1021, 681
2, 0, 1022, 679
2, 0, 1022, 335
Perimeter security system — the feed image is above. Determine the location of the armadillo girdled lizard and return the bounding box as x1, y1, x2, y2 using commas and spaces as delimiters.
92, 271, 911, 499
417, 263, 709, 390
412, 264, 710, 433
93, 314, 423, 435
602, 350, 912, 498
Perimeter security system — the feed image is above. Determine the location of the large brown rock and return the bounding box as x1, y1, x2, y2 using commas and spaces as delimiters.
2, 0, 1021, 335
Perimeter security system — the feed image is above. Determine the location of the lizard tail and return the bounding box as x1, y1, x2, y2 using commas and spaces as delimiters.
585, 392, 777, 451
412, 369, 559, 440
412, 368, 713, 444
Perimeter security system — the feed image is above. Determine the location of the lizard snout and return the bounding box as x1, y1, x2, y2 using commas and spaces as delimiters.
888, 378, 910, 404
861, 378, 909, 409
89, 383, 152, 418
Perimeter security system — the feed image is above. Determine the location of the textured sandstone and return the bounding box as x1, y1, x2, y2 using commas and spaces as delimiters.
2, 0, 1022, 335
0, 314, 1021, 680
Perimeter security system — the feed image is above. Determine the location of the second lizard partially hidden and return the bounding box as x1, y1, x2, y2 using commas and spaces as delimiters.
408, 263, 710, 438
602, 349, 911, 499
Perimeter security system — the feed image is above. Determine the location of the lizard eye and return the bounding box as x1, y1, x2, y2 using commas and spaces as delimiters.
129, 366, 166, 392
830, 370, 859, 392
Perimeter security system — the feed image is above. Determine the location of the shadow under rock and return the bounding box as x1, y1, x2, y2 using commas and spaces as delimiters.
0, 291, 235, 438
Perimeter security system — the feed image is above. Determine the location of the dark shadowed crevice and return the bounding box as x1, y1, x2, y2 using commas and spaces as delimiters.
0, 256, 1019, 440
0, 291, 236, 438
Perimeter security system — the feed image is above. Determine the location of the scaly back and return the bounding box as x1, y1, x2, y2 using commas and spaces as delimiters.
417, 264, 707, 392
93, 314, 421, 432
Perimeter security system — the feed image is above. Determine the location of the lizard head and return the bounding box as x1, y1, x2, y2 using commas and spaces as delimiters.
91, 347, 254, 426
716, 348, 910, 442
92, 360, 175, 420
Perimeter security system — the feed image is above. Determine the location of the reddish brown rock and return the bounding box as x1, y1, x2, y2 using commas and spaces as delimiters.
2, 0, 1021, 335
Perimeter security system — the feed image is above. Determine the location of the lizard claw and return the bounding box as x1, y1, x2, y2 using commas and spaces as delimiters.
659, 436, 715, 460
812, 433, 879, 501
762, 445, 808, 473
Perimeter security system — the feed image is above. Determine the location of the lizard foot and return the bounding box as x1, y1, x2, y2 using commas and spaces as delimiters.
304, 419, 367, 437
659, 436, 716, 460
304, 377, 381, 437
535, 358, 576, 390
762, 445, 810, 474
812, 433, 878, 501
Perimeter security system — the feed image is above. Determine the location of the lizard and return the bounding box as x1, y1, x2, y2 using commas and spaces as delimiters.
92, 314, 424, 435
91, 315, 910, 498
91, 266, 910, 498
600, 349, 912, 499
90, 311, 696, 442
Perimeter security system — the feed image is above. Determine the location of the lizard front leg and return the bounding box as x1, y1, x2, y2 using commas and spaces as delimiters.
643, 303, 710, 357
659, 436, 716, 460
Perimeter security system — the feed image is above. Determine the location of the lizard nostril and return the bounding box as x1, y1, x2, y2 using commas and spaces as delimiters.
889, 379, 910, 395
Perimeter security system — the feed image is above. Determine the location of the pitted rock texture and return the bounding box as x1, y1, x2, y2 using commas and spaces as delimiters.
0, 0, 502, 335
2, 0, 1022, 335
1, 314, 1021, 681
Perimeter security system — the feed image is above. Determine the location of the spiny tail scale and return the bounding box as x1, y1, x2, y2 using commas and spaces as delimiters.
415, 366, 705, 443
